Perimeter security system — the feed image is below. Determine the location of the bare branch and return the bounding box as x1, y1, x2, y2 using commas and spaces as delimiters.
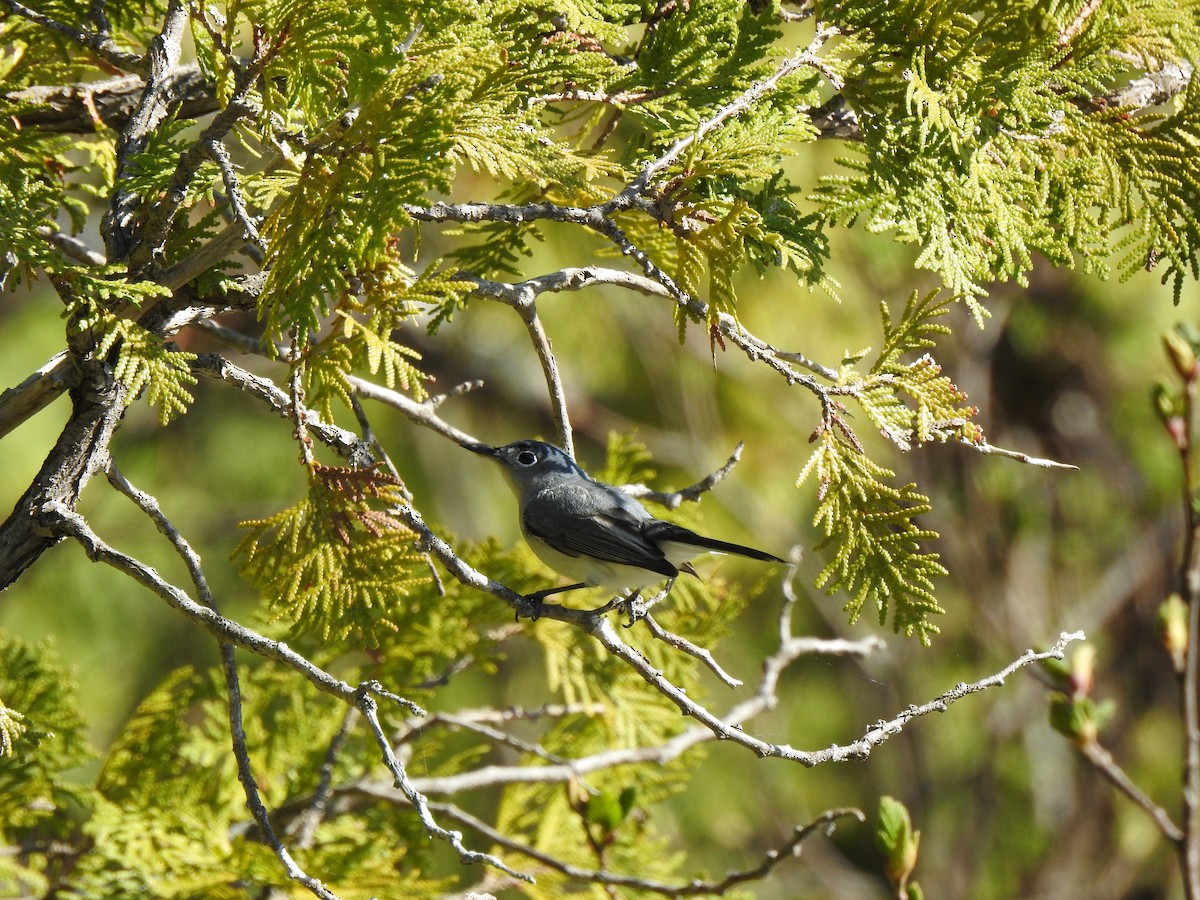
591, 618, 1084, 766
190, 354, 374, 466
964, 438, 1078, 470
35, 227, 106, 266
39, 501, 376, 707
1080, 739, 1184, 844
642, 613, 743, 688
400, 711, 577, 768
430, 802, 863, 896
619, 442, 744, 510
354, 685, 533, 883
206, 137, 266, 252
102, 0, 190, 261
346, 374, 487, 450
0, 352, 77, 442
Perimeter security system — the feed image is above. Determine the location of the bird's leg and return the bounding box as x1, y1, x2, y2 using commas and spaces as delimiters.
622, 579, 674, 627
619, 589, 647, 628
516, 581, 589, 621
526, 582, 588, 603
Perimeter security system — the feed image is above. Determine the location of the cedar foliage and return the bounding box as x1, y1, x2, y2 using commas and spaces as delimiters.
1, 0, 1198, 896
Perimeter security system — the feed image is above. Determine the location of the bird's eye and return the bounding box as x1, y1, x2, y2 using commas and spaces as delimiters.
516, 450, 538, 466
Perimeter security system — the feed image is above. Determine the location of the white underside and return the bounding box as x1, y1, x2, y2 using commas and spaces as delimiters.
526, 537, 707, 592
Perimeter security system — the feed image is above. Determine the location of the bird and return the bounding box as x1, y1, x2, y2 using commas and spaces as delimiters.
467, 439, 784, 604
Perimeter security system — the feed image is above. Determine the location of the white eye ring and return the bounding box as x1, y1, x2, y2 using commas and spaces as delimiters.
516, 450, 537, 466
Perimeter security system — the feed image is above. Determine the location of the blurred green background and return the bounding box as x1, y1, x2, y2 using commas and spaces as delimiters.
2, 134, 1195, 897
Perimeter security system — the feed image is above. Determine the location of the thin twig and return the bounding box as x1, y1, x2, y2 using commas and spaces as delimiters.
354, 685, 533, 883
104, 464, 344, 899
621, 25, 843, 197
1178, 350, 1200, 897
464, 277, 573, 455
206, 137, 266, 252
642, 613, 743, 688
619, 442, 744, 509
965, 438, 1078, 470
430, 802, 863, 896
1080, 740, 1184, 844
292, 707, 360, 849
402, 711, 578, 768
2, 0, 147, 72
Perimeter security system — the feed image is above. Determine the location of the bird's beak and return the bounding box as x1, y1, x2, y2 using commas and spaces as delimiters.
463, 441, 499, 458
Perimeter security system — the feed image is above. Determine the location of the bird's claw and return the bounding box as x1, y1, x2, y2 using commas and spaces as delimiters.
619, 592, 647, 628
515, 595, 545, 622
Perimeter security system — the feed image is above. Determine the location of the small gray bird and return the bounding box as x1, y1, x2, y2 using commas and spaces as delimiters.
468, 439, 783, 603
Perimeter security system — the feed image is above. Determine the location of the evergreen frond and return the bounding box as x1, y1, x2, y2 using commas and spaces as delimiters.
234, 465, 429, 645
799, 433, 946, 644
63, 273, 197, 423
0, 631, 95, 843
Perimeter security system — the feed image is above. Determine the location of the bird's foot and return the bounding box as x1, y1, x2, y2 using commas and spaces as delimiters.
620, 591, 647, 628
515, 594, 547, 621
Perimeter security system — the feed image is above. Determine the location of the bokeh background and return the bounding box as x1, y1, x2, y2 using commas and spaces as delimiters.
2, 126, 1196, 898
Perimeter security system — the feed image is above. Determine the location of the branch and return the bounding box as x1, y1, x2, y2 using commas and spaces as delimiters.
2, 0, 147, 73
1080, 739, 1184, 845
5, 65, 217, 132
641, 613, 743, 688
964, 438, 1078, 470
466, 279, 573, 455
35, 227, 106, 266
0, 352, 76, 443
591, 619, 1084, 766
623, 24, 843, 196
354, 685, 533, 883
102, 0, 190, 261
430, 802, 863, 896
125, 33, 272, 274
38, 501, 396, 708
105, 464, 345, 900
618, 442, 744, 509
206, 137, 266, 252
190, 354, 374, 465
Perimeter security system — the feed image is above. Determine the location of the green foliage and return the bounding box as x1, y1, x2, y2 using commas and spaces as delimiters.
235, 465, 429, 646
855, 290, 982, 449
303, 261, 472, 421
800, 436, 946, 642
815, 1, 1200, 308
877, 795, 923, 900
796, 293, 976, 642
63, 270, 197, 423
0, 632, 95, 897
70, 665, 449, 899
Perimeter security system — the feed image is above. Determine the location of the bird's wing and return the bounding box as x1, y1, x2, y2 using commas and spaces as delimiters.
521, 484, 678, 578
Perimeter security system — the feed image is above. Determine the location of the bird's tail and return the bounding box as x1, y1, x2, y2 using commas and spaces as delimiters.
644, 520, 784, 563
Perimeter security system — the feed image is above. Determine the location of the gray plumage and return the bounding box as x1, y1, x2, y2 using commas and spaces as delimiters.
468, 439, 783, 600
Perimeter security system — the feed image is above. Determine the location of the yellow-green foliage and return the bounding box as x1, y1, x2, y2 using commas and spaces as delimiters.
0, 633, 94, 897
797, 293, 977, 643
235, 465, 430, 646
815, 0, 1200, 305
